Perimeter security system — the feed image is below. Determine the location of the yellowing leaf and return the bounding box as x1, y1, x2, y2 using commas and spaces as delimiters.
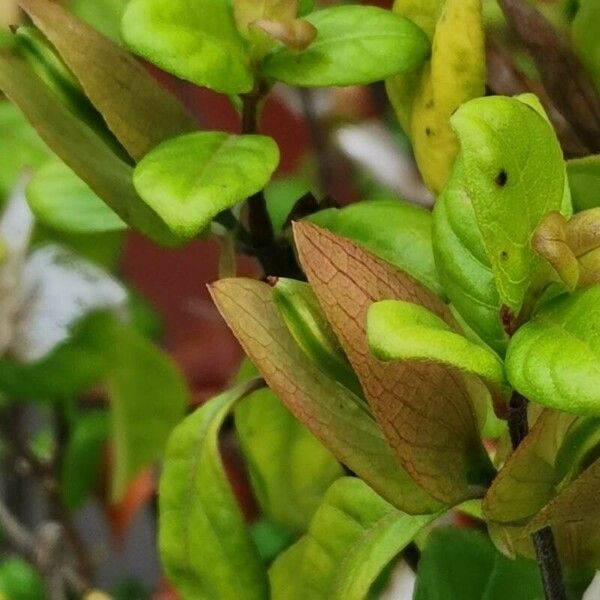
210, 277, 442, 515
293, 222, 493, 505
388, 0, 485, 194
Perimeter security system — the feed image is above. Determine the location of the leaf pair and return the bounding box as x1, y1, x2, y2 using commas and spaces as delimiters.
214, 223, 494, 509
122, 1, 430, 92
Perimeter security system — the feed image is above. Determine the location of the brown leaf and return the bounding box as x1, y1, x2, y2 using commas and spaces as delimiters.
210, 277, 443, 514
252, 18, 317, 52
0, 52, 178, 245
499, 0, 600, 152
484, 410, 577, 524
527, 456, 600, 533
19, 0, 197, 161
292, 222, 491, 505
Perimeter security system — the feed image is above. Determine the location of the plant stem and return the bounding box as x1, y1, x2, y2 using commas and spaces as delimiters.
508, 392, 567, 600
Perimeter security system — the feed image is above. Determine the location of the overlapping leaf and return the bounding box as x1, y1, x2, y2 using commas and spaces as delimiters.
387, 0, 485, 194
568, 155, 600, 212
210, 277, 443, 514
159, 381, 268, 600
19, 0, 197, 161
293, 222, 493, 505
307, 198, 442, 296
261, 6, 429, 88
506, 286, 600, 416
0, 54, 179, 245
269, 477, 435, 600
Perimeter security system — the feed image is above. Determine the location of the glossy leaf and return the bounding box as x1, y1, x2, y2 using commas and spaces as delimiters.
122, 0, 253, 94
506, 286, 600, 415
0, 102, 49, 199
235, 368, 343, 533
210, 277, 443, 515
20, 0, 197, 161
106, 320, 188, 501
307, 198, 442, 296
61, 409, 110, 510
261, 6, 429, 88
568, 155, 600, 212
272, 278, 362, 397
159, 380, 269, 600
450, 95, 566, 313
269, 477, 435, 600
293, 222, 493, 505
27, 160, 126, 234
413, 528, 543, 600
0, 54, 179, 245
134, 132, 279, 239
484, 410, 577, 524
367, 300, 506, 388
432, 158, 506, 353
387, 0, 484, 194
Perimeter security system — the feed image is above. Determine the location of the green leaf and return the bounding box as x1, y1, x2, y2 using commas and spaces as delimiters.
307, 198, 443, 296
272, 278, 362, 397
27, 160, 126, 234
567, 155, 600, 212
572, 0, 600, 93
235, 382, 343, 533
61, 409, 110, 510
0, 101, 49, 199
269, 477, 435, 600
121, 0, 253, 94
293, 222, 494, 505
506, 285, 600, 416
106, 320, 188, 502
20, 0, 197, 162
0, 53, 180, 245
134, 132, 279, 239
449, 94, 567, 313
210, 277, 443, 515
433, 157, 506, 354
367, 300, 506, 388
159, 380, 269, 600
484, 410, 577, 524
261, 5, 429, 87
413, 528, 543, 600
0, 558, 45, 600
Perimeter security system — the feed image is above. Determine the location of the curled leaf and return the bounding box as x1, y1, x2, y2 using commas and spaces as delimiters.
567, 208, 600, 286
532, 211, 579, 291
252, 18, 316, 52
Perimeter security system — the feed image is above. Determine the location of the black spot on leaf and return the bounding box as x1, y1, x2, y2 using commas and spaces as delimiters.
495, 169, 508, 187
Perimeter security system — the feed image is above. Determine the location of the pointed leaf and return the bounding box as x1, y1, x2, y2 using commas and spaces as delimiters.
484, 410, 577, 524
450, 95, 567, 313
106, 321, 188, 502
367, 300, 506, 388
269, 477, 436, 600
506, 286, 600, 415
134, 132, 279, 239
307, 198, 443, 296
159, 381, 269, 600
27, 160, 126, 234
293, 222, 492, 505
19, 0, 197, 161
235, 380, 343, 533
122, 0, 253, 94
210, 277, 443, 514
261, 6, 429, 87
0, 53, 179, 245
